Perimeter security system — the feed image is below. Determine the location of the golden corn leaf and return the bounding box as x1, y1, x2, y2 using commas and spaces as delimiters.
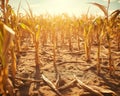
88, 24, 92, 33
110, 9, 120, 22
89, 2, 108, 17
83, 27, 87, 38
18, 23, 34, 35
94, 17, 103, 25
4, 24, 15, 35
100, 28, 105, 39
35, 24, 40, 42
0, 21, 15, 67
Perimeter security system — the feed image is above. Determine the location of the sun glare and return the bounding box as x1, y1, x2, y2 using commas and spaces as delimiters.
38, 0, 79, 16
9, 0, 120, 17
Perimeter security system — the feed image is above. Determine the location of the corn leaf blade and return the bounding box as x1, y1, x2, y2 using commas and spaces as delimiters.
89, 2, 108, 17
4, 24, 15, 35
18, 23, 34, 35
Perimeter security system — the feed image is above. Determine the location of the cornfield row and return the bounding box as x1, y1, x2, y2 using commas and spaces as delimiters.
0, 0, 120, 95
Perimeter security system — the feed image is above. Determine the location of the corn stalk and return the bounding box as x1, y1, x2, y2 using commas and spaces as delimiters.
89, 1, 117, 74
0, 0, 16, 95
18, 22, 41, 69
0, 21, 15, 95
77, 20, 82, 51
10, 41, 16, 84
84, 23, 92, 62
94, 17, 105, 74
107, 9, 120, 74
35, 24, 41, 73
110, 10, 120, 51
14, 0, 22, 56
20, 1, 42, 75
68, 25, 73, 51
9, 2, 21, 82
52, 24, 59, 79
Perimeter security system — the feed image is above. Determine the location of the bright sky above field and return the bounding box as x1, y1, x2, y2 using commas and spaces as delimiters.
9, 0, 120, 17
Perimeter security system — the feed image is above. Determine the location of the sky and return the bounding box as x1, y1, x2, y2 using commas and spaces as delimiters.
9, 0, 120, 17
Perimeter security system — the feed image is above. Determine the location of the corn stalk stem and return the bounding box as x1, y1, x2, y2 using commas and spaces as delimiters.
97, 39, 101, 74
53, 32, 58, 79
15, 34, 21, 55
2, 55, 8, 95
10, 42, 16, 84
53, 44, 57, 74
85, 39, 90, 62
35, 41, 39, 69
68, 31, 72, 51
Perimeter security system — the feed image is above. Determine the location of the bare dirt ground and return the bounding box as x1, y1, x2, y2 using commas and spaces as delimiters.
12, 38, 120, 96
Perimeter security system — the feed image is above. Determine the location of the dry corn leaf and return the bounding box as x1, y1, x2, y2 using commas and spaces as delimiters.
89, 2, 108, 17
18, 23, 34, 35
